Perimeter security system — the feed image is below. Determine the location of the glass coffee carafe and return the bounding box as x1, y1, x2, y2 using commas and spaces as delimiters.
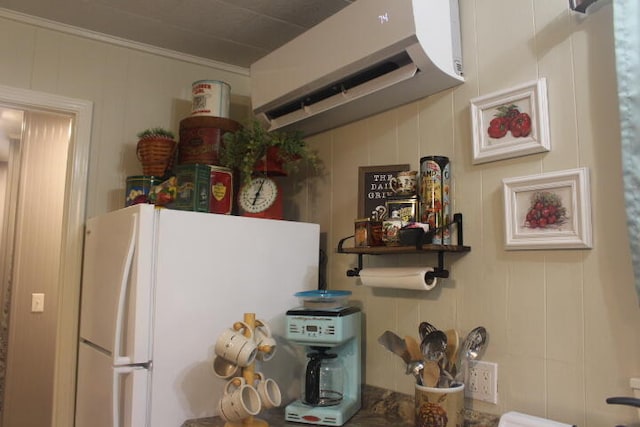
302, 348, 345, 407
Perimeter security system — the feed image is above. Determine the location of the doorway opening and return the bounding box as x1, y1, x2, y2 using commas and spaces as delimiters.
0, 85, 92, 427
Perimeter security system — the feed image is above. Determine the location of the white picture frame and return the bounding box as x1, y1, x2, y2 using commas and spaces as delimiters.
503, 167, 592, 250
471, 78, 550, 164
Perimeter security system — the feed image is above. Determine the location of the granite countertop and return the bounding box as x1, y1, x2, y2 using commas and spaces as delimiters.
182, 385, 499, 427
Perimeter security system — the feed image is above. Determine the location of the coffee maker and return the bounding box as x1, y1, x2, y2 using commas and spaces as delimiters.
285, 294, 361, 426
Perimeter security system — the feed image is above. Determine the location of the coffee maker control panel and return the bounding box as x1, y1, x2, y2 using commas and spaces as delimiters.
286, 307, 360, 347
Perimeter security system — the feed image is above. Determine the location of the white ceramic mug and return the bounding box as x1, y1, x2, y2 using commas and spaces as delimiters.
253, 372, 282, 409
390, 170, 418, 196
218, 377, 261, 422
211, 355, 240, 379
215, 321, 257, 367
254, 319, 277, 361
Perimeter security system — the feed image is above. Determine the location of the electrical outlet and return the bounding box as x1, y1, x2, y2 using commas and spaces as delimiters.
464, 360, 498, 404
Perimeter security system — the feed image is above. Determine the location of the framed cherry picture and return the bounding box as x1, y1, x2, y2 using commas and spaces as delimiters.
502, 168, 592, 250
470, 78, 550, 164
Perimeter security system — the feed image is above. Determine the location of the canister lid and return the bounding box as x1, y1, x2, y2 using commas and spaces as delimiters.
294, 290, 351, 310
295, 290, 351, 299
179, 115, 240, 131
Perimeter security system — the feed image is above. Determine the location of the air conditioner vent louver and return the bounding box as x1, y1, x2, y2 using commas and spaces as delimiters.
266, 52, 413, 121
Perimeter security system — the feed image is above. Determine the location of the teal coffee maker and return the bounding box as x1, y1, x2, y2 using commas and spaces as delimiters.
285, 291, 361, 426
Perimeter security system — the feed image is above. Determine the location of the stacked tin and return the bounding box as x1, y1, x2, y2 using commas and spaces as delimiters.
126, 80, 239, 214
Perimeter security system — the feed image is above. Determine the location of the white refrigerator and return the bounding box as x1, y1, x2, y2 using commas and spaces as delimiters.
75, 204, 319, 427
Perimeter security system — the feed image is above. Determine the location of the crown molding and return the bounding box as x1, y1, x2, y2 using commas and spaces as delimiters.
0, 7, 250, 77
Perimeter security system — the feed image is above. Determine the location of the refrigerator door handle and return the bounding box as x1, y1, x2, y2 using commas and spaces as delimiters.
113, 364, 149, 427
113, 213, 138, 366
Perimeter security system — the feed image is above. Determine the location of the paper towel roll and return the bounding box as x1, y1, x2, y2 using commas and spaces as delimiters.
359, 267, 437, 290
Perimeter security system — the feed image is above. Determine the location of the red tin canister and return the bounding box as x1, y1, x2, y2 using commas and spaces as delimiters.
209, 166, 234, 214
420, 156, 451, 245
178, 116, 240, 165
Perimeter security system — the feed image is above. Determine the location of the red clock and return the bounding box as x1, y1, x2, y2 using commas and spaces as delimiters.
237, 176, 283, 219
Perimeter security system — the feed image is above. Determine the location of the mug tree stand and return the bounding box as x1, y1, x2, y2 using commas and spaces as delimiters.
224, 312, 271, 427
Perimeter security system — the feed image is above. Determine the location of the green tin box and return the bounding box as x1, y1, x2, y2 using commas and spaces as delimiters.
168, 164, 211, 212
125, 175, 161, 207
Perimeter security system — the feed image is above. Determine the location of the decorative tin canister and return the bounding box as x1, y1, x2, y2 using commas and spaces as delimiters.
420, 156, 451, 245
191, 80, 231, 118
354, 218, 383, 247
178, 116, 240, 165
125, 175, 161, 207
209, 166, 233, 215
167, 164, 211, 212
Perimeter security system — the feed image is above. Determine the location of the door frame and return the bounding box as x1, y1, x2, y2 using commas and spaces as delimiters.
0, 84, 92, 426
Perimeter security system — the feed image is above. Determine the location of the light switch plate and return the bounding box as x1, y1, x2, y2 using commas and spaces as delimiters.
31, 293, 45, 312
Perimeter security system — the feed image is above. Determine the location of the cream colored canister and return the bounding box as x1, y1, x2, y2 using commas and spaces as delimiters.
415, 383, 464, 427
191, 80, 231, 117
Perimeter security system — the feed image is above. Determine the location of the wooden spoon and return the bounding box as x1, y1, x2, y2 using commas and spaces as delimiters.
444, 329, 459, 374
422, 360, 440, 388
404, 336, 423, 361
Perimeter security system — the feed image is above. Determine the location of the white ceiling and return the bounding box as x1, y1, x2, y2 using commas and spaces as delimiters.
0, 0, 354, 68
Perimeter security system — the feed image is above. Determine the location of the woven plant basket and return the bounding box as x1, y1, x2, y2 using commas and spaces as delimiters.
136, 137, 177, 177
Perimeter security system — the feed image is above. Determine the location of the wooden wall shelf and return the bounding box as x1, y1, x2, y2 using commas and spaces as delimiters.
337, 213, 470, 279
338, 244, 470, 255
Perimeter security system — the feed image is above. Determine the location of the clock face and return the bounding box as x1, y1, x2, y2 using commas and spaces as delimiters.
238, 177, 279, 214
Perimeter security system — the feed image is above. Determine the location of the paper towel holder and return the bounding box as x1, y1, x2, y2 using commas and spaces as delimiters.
337, 213, 469, 278
341, 252, 450, 281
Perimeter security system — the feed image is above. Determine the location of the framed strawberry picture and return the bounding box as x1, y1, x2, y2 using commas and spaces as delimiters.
470, 78, 550, 164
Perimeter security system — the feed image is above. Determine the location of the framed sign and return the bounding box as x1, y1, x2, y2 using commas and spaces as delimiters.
386, 197, 419, 226
358, 164, 409, 220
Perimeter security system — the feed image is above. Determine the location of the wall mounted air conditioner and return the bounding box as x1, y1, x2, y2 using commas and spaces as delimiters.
250, 0, 464, 136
